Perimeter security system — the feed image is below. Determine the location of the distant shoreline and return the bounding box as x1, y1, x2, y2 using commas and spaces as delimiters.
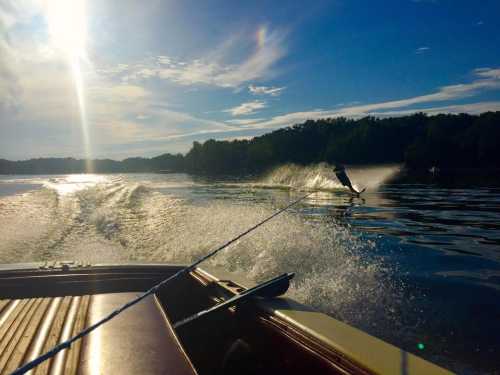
2, 166, 500, 176
2, 112, 499, 176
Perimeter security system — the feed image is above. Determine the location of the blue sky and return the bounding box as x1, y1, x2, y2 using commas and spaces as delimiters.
1, 0, 499, 160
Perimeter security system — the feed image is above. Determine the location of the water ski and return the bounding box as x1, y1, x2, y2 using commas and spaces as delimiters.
351, 187, 366, 196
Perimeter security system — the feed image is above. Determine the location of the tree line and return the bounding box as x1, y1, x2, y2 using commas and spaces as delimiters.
0, 154, 184, 174
1, 112, 499, 175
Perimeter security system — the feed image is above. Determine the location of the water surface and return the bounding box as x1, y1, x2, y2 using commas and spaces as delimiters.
0, 167, 499, 374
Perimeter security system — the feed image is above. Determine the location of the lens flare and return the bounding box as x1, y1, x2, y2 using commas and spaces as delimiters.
256, 26, 267, 48
47, 0, 93, 172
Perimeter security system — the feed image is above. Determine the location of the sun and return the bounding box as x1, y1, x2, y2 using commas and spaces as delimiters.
46, 0, 87, 59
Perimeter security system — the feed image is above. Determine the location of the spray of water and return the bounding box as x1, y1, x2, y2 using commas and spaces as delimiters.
0, 174, 404, 335
258, 162, 401, 191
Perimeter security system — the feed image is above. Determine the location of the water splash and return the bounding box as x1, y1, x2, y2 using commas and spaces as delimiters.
258, 163, 401, 191
0, 176, 403, 335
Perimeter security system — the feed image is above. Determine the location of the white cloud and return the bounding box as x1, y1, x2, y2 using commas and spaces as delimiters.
157, 56, 172, 65
226, 118, 265, 125
161, 67, 500, 140
97, 64, 130, 76
0, 0, 42, 29
226, 67, 500, 131
333, 67, 500, 113
415, 46, 430, 54
0, 2, 239, 159
248, 84, 285, 96
89, 84, 149, 103
218, 135, 256, 142
223, 100, 267, 116
107, 26, 286, 88
368, 102, 500, 116
0, 42, 19, 111
474, 67, 500, 79
2, 0, 500, 158
219, 101, 500, 134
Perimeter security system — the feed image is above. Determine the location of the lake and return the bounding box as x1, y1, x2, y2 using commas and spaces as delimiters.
0, 165, 499, 374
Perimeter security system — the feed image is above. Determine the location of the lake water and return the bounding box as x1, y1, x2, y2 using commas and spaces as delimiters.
0, 165, 499, 374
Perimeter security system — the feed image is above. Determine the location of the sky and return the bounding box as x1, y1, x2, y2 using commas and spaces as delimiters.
1, 0, 500, 160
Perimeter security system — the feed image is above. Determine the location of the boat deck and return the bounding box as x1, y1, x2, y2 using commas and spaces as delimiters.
0, 293, 197, 375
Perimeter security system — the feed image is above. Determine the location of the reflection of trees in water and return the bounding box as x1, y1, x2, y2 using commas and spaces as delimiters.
356, 183, 500, 257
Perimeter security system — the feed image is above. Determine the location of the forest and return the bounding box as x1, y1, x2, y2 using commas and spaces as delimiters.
1, 112, 499, 175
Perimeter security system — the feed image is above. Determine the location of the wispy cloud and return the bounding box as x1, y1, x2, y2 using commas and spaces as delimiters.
84, 67, 500, 151
160, 67, 500, 141
223, 100, 267, 116
217, 134, 256, 142
337, 67, 500, 111
248, 84, 285, 96
415, 46, 430, 54
225, 67, 500, 130
0, 0, 242, 158
105, 26, 286, 89
243, 101, 500, 131
474, 67, 500, 79
226, 118, 265, 125
368, 101, 500, 117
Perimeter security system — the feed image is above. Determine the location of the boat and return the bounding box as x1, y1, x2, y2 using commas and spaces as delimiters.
0, 261, 453, 374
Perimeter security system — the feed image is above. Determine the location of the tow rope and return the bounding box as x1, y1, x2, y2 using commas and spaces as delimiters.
11, 191, 315, 375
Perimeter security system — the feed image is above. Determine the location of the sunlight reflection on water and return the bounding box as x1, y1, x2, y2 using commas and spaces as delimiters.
43, 174, 111, 195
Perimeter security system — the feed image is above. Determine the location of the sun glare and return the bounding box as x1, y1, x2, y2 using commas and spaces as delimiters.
47, 0, 87, 59
46, 0, 93, 172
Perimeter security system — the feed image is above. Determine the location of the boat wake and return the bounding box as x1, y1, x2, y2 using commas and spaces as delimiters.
0, 174, 404, 337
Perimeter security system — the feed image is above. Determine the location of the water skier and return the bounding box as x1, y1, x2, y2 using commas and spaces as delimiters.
333, 164, 365, 195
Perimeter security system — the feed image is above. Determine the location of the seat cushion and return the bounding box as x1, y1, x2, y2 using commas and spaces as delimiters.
0, 293, 197, 375
78, 293, 197, 375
